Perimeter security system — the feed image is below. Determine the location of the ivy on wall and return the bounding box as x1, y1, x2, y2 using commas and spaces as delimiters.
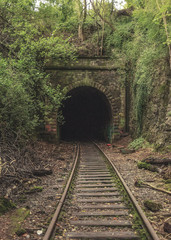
104, 1, 170, 135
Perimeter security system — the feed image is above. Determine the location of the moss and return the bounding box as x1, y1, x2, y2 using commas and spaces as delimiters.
18, 195, 27, 203
144, 200, 162, 212
158, 84, 167, 95
10, 208, 30, 235
137, 161, 158, 172
0, 197, 16, 215
166, 145, 171, 152
164, 182, 171, 191
165, 179, 171, 184
26, 186, 43, 194
31, 186, 43, 191
154, 143, 169, 153
15, 228, 26, 236
11, 208, 30, 221
119, 114, 125, 129
134, 179, 143, 187
167, 111, 171, 117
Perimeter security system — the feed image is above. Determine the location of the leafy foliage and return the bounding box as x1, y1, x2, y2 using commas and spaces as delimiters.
0, 0, 76, 142
0, 57, 38, 139
128, 137, 145, 150
104, 0, 170, 134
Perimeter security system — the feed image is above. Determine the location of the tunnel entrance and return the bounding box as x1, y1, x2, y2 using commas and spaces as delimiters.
60, 86, 112, 141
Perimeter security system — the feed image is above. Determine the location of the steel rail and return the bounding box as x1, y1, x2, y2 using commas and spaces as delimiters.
94, 142, 159, 240
43, 144, 80, 240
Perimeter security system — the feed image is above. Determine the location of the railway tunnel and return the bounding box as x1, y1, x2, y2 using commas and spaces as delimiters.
60, 86, 112, 141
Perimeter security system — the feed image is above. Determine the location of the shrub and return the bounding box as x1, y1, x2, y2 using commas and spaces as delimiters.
128, 137, 145, 150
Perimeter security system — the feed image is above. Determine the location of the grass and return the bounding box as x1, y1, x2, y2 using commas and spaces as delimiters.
26, 186, 43, 194
10, 207, 30, 236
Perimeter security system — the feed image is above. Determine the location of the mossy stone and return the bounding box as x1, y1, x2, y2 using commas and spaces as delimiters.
137, 161, 158, 172
134, 179, 143, 187
144, 200, 162, 212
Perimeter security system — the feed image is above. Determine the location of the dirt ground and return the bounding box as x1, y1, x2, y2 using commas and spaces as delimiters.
0, 138, 170, 240
0, 141, 76, 240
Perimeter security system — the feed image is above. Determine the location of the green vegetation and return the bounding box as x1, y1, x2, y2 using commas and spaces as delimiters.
167, 145, 171, 151
137, 161, 158, 172
104, 0, 170, 135
128, 137, 145, 150
15, 228, 27, 237
10, 208, 30, 236
144, 200, 162, 212
26, 186, 43, 194
128, 137, 154, 150
165, 179, 171, 184
18, 195, 27, 203
0, 197, 16, 215
134, 179, 143, 187
0, 0, 76, 143
165, 182, 171, 191
30, 186, 43, 191
164, 180, 171, 191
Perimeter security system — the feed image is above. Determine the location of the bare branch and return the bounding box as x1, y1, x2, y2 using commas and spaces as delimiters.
90, 0, 115, 32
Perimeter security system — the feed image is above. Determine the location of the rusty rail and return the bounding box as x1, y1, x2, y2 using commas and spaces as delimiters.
43, 144, 80, 240
94, 142, 159, 240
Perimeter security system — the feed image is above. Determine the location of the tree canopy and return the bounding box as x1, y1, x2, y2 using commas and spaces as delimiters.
0, 0, 76, 142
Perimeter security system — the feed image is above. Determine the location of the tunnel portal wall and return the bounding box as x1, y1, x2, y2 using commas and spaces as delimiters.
45, 57, 126, 142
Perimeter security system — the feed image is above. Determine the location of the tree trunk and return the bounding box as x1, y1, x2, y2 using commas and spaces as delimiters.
32, 169, 52, 176
78, 0, 87, 42
78, 23, 84, 41
90, 0, 115, 32
143, 157, 171, 165
156, 0, 171, 69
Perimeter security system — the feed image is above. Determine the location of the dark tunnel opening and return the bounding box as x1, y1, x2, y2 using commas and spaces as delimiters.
60, 86, 112, 141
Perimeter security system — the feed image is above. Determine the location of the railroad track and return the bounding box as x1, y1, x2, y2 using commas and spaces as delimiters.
43, 142, 159, 240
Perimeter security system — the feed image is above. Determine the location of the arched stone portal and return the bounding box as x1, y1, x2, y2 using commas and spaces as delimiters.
61, 86, 112, 141
45, 57, 126, 142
